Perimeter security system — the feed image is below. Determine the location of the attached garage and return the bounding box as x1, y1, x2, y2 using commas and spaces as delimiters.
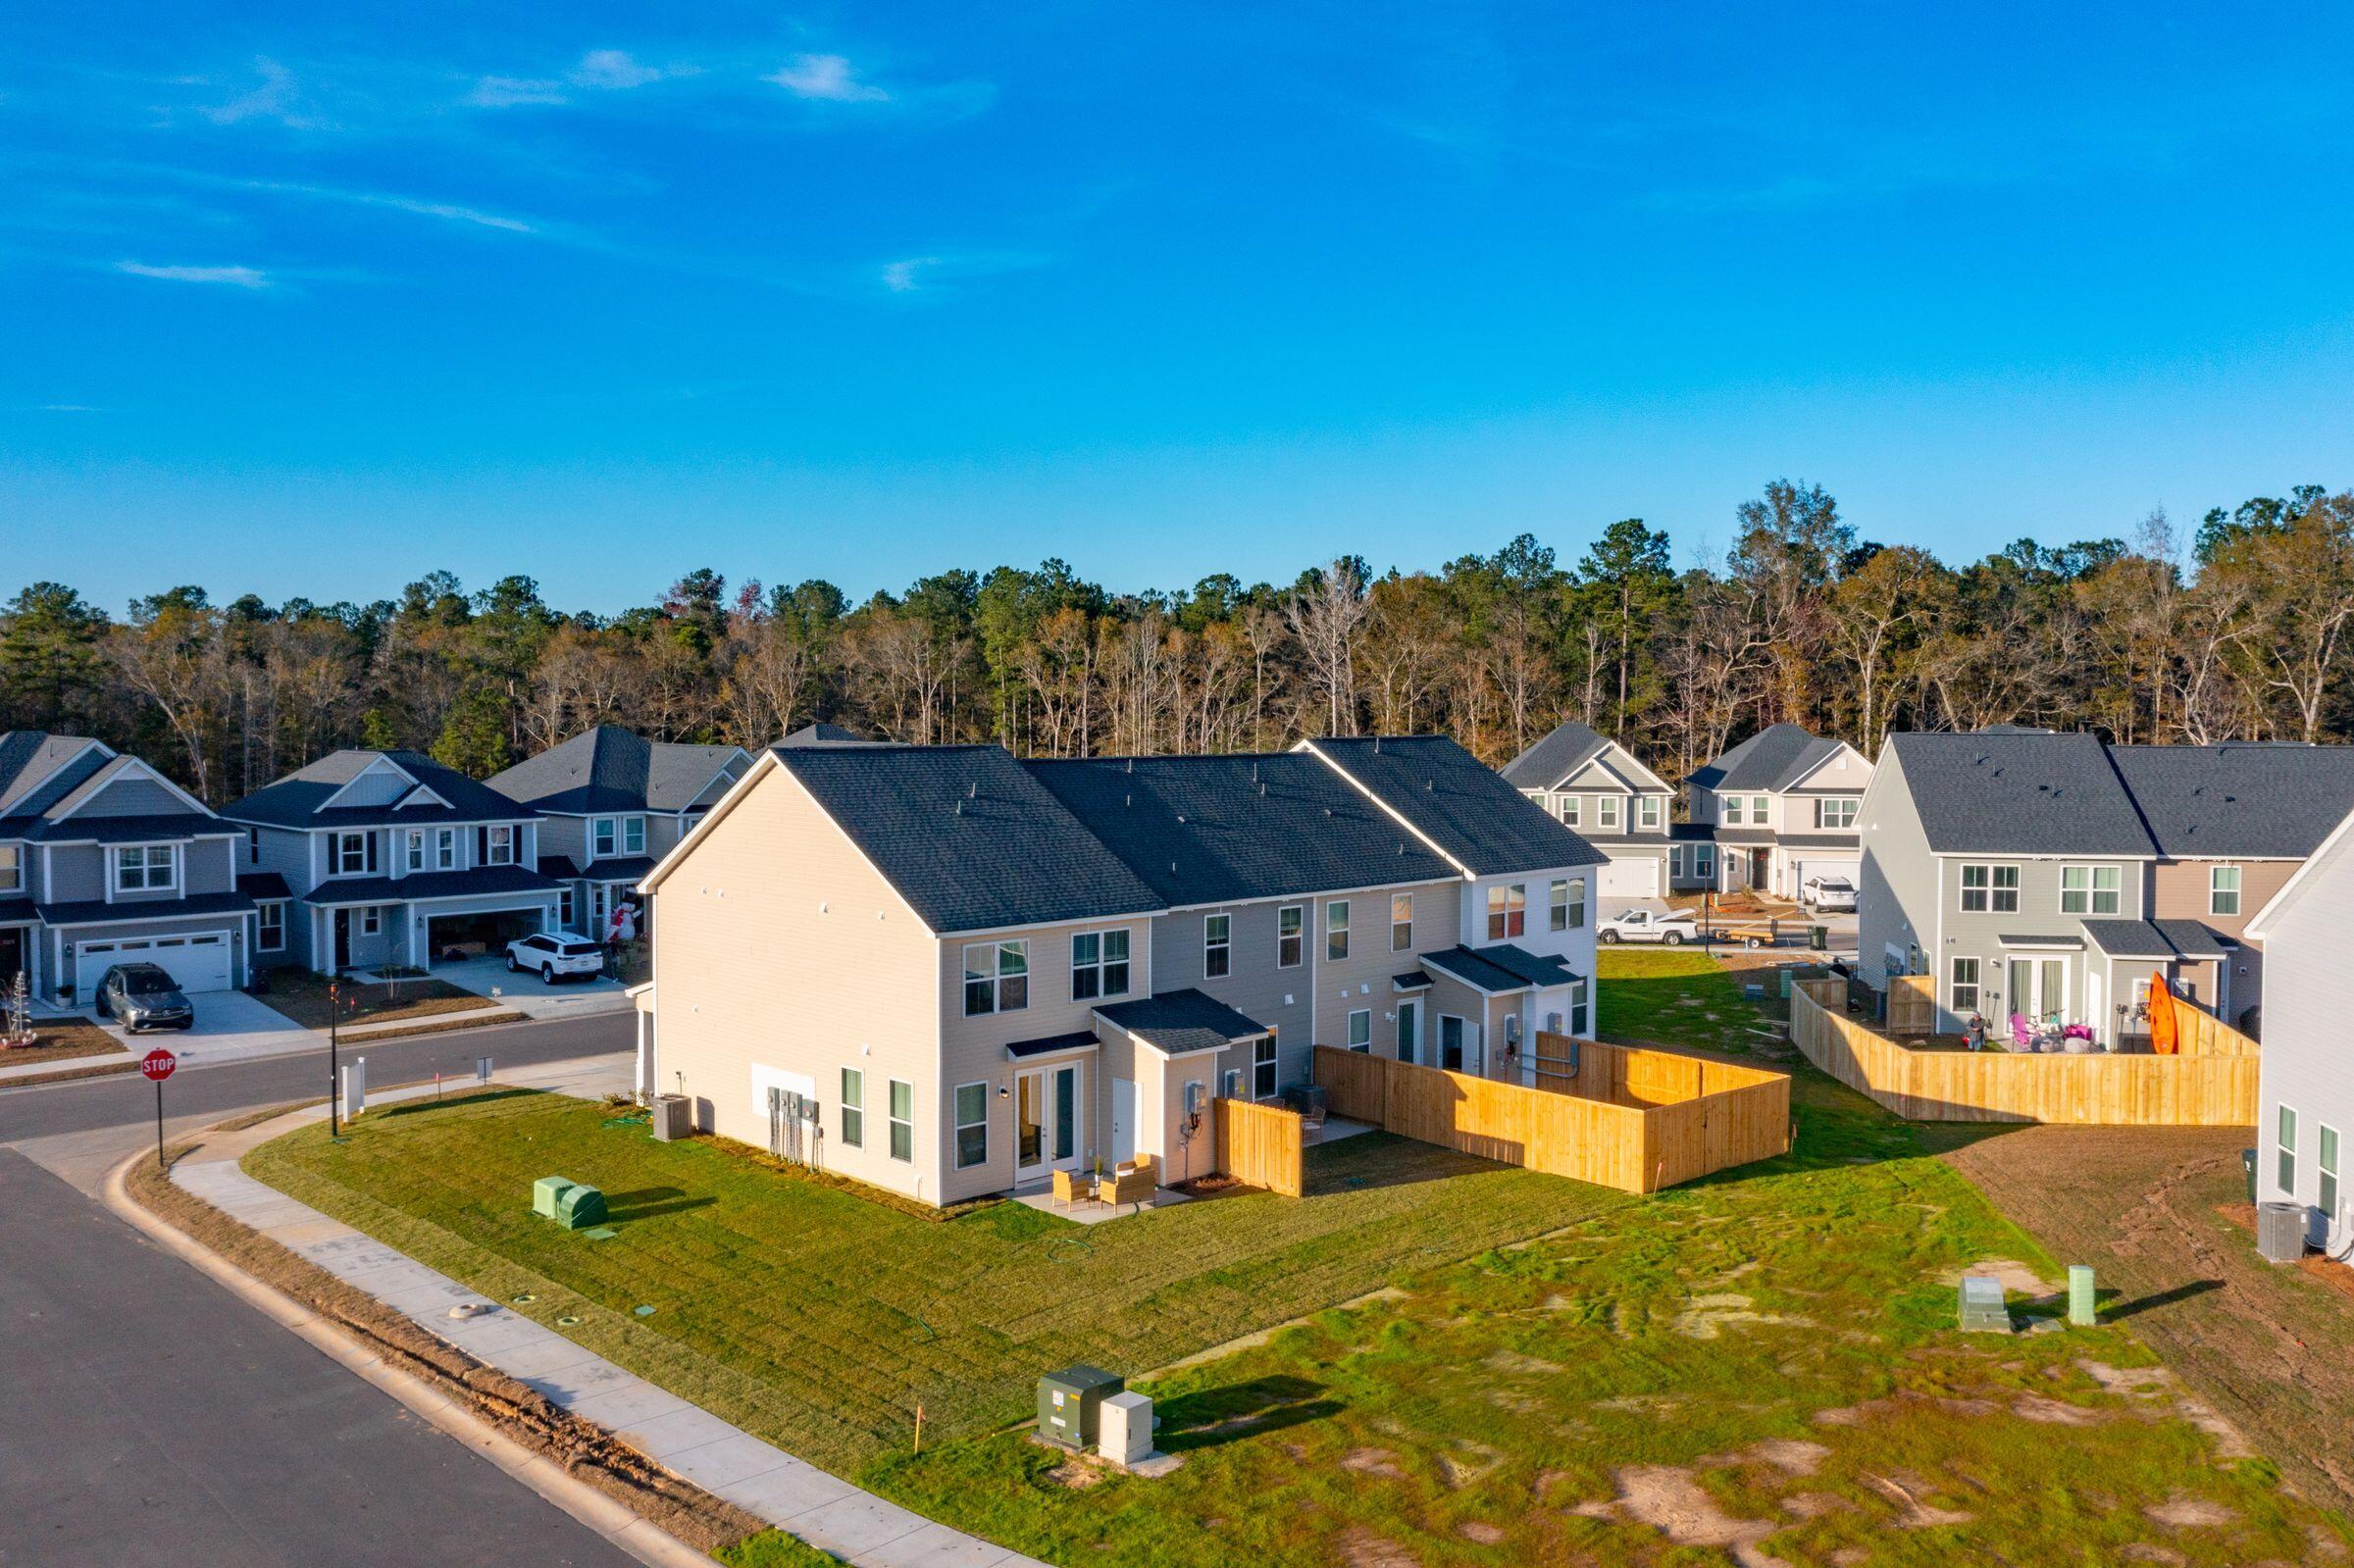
1598, 856, 1663, 900
76, 930, 234, 994
1788, 855, 1861, 900
426, 907, 546, 961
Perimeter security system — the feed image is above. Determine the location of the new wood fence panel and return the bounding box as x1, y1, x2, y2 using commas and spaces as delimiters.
1213, 1096, 1305, 1197
1887, 974, 1937, 1035
1789, 979, 2258, 1126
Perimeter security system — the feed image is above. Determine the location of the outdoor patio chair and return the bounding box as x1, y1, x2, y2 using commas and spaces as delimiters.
1098, 1165, 1155, 1211
2008, 1013, 2036, 1049
1050, 1168, 1089, 1211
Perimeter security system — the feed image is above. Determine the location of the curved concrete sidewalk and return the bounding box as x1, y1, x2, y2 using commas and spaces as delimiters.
167, 1069, 1051, 1568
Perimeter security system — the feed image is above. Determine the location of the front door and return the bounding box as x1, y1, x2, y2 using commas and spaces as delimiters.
2005, 955, 2070, 1026
1396, 999, 1419, 1064
0, 928, 24, 993
333, 908, 351, 970
1439, 1014, 1465, 1072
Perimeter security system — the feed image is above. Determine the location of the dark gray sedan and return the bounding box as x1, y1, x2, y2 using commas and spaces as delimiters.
96, 962, 195, 1033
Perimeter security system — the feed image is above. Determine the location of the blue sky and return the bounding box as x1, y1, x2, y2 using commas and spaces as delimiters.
6, 3, 2352, 613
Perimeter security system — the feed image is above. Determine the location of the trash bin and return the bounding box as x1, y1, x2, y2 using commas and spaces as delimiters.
1809, 924, 1828, 951
2241, 1148, 2258, 1205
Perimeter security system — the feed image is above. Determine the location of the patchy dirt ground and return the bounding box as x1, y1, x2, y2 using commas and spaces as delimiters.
1942, 1123, 2354, 1515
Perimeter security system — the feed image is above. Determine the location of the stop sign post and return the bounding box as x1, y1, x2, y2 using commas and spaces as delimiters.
142, 1048, 176, 1168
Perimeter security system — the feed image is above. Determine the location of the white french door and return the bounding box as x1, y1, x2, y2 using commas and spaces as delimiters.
1015, 1063, 1084, 1181
2005, 954, 2072, 1025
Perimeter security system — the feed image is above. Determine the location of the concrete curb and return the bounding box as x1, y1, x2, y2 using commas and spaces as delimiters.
100, 1145, 714, 1568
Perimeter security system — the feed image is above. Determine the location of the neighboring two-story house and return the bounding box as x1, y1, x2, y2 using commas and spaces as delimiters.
639, 734, 1602, 1207
1860, 732, 2354, 1040
1501, 719, 1680, 901
2245, 808, 2354, 1262
223, 750, 559, 974
487, 726, 748, 937
2105, 743, 2354, 1034
1685, 723, 1874, 898
0, 732, 263, 1004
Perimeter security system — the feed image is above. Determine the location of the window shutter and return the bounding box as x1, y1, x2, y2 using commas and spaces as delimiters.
365, 834, 380, 873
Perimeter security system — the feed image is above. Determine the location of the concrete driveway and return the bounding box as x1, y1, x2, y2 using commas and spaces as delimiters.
434, 953, 632, 1021
95, 989, 315, 1068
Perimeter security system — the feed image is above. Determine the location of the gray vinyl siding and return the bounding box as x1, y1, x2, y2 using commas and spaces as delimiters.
1150, 899, 1315, 1093
537, 815, 589, 866
1858, 746, 1939, 992
246, 825, 317, 891
2256, 826, 2354, 1255
77, 778, 184, 817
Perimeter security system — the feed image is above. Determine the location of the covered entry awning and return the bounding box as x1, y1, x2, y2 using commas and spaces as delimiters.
1094, 988, 1268, 1055
2080, 920, 2232, 962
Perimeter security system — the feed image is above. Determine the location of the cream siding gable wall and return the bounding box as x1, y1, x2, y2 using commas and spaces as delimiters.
652, 767, 943, 1202
2253, 823, 2354, 1254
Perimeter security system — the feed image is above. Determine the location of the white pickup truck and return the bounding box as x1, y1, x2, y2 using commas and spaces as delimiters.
1596, 908, 1701, 945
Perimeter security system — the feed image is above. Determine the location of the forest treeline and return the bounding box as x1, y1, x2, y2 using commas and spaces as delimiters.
4, 479, 2349, 804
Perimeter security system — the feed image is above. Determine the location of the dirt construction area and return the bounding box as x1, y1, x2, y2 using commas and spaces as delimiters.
1944, 1123, 2354, 1515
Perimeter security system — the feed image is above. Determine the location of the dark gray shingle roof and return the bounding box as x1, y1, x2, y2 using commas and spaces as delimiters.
1004, 1030, 1100, 1059
37, 888, 257, 926
487, 726, 744, 815
1689, 724, 1844, 793
227, 751, 536, 830
1423, 945, 1545, 993
299, 865, 560, 907
778, 722, 888, 747
1887, 733, 2155, 856
769, 744, 1163, 935
1025, 753, 1456, 907
1500, 720, 1611, 789
0, 732, 108, 820
2082, 918, 2233, 961
1094, 988, 1269, 1053
1307, 736, 1604, 876
2108, 743, 2354, 859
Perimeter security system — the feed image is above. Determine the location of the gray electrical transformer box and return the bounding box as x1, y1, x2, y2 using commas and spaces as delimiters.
1037, 1365, 1124, 1450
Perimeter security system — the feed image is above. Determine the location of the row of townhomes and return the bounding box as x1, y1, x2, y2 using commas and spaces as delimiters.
1859, 730, 2354, 1042
0, 726, 744, 1005
1502, 718, 1874, 900
640, 735, 1605, 1207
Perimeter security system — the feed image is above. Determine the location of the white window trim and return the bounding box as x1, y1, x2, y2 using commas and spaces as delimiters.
1252, 1034, 1279, 1100
486, 824, 515, 867
622, 816, 646, 855
1391, 891, 1412, 952
1325, 899, 1350, 962
1559, 795, 1581, 828
2277, 1103, 2298, 1196
112, 842, 180, 894
1595, 795, 1620, 830
887, 1078, 915, 1164
435, 828, 458, 871
952, 1081, 989, 1171
1203, 912, 1231, 978
0, 843, 21, 894
962, 938, 1030, 1017
2210, 864, 2242, 917
1346, 1008, 1372, 1051
2060, 864, 2122, 916
840, 1067, 865, 1149
1638, 794, 1662, 830
1959, 863, 2021, 915
256, 902, 285, 952
1949, 956, 1980, 1014
360, 905, 382, 936
1069, 928, 1130, 1001
333, 832, 369, 877
1276, 904, 1304, 969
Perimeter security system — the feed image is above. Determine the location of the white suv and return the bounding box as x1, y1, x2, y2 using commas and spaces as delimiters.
1804, 876, 1859, 913
506, 932, 605, 983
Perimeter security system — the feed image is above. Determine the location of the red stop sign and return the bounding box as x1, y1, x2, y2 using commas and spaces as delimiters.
140, 1048, 178, 1082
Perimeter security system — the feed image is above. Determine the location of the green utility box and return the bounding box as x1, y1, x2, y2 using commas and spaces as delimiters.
1809, 924, 1828, 951
1958, 1276, 2012, 1334
1037, 1365, 1125, 1451
2068, 1264, 2097, 1326
534, 1176, 577, 1218
554, 1184, 608, 1230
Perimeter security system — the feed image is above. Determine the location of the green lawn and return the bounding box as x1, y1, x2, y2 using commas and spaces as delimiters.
1596, 945, 1800, 1057
253, 968, 490, 1030
242, 958, 2351, 1567
246, 1100, 1626, 1475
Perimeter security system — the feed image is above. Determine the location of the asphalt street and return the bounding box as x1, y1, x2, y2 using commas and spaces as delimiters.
0, 1011, 643, 1568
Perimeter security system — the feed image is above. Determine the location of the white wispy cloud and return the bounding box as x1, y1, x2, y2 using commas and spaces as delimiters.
766, 54, 890, 103
116, 261, 271, 287
194, 57, 323, 128
467, 75, 568, 109
874, 250, 1048, 297
229, 177, 537, 233
879, 256, 937, 292
570, 50, 679, 89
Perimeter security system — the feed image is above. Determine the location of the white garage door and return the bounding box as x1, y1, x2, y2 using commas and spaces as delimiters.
77, 932, 233, 994
1795, 857, 1861, 896
1598, 857, 1662, 899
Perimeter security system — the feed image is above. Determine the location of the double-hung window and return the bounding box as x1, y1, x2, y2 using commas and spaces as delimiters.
1638, 795, 1662, 830
435, 828, 457, 870
2321, 1125, 2340, 1223
2060, 865, 2121, 915
333, 832, 368, 876
1204, 913, 1231, 978
953, 1083, 988, 1169
1070, 930, 1130, 1000
962, 938, 1029, 1015
405, 831, 425, 871
1486, 883, 1525, 939
2278, 1104, 2298, 1195
622, 817, 646, 855
1596, 795, 1620, 831
360, 906, 382, 936
1276, 905, 1304, 968
888, 1080, 914, 1163
1722, 795, 1743, 826
591, 818, 618, 858
114, 844, 176, 893
1559, 795, 1581, 828
1568, 976, 1591, 1035
1549, 879, 1569, 933
1347, 1009, 1371, 1052
1325, 900, 1350, 961
1815, 797, 1858, 830
1695, 846, 1714, 879
486, 825, 515, 866
1960, 864, 2019, 914
1391, 892, 1412, 951
2211, 866, 2242, 917
1950, 957, 1980, 1014
257, 902, 284, 952
1750, 795, 1769, 823
840, 1069, 865, 1148
1253, 1033, 1278, 1099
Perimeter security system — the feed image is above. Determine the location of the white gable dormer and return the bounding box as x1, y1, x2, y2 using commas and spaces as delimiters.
319, 754, 420, 812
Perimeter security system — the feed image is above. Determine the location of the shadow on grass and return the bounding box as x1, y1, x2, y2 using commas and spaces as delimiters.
602, 1186, 717, 1223
379, 1087, 540, 1119
1301, 1132, 1517, 1197
1154, 1374, 1342, 1452
2104, 1278, 2225, 1320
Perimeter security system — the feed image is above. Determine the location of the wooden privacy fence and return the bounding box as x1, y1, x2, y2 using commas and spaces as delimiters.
1313, 1040, 1790, 1194
1213, 1095, 1305, 1197
1789, 979, 2259, 1125
1887, 974, 1936, 1035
